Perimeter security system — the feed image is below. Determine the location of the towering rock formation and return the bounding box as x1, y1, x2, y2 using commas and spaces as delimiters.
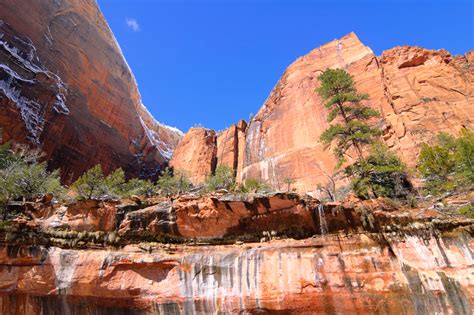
217, 120, 248, 177
169, 127, 217, 185
0, 0, 182, 182
243, 33, 473, 192
172, 33, 473, 193
170, 121, 248, 185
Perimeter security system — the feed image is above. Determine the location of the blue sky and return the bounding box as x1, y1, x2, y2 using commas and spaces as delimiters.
97, 0, 473, 132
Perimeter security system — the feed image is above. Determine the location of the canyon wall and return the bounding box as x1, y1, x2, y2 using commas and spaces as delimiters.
0, 226, 472, 314
0, 192, 473, 314
172, 33, 473, 193
0, 0, 182, 182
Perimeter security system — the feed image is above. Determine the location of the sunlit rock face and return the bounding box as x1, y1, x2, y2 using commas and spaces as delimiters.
171, 32, 473, 193
117, 193, 353, 241
216, 120, 248, 176
0, 232, 472, 314
240, 32, 473, 193
170, 121, 248, 186
0, 0, 182, 182
170, 127, 217, 185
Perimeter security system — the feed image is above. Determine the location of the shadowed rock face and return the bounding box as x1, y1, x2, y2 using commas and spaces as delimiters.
172, 33, 473, 193
0, 232, 472, 314
0, 0, 182, 182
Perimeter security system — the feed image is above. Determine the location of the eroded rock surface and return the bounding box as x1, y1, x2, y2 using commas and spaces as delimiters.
0, 192, 473, 314
0, 231, 472, 314
172, 33, 473, 193
170, 127, 217, 185
0, 0, 182, 182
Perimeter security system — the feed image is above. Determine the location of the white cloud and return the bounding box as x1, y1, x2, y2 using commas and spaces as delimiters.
125, 18, 140, 32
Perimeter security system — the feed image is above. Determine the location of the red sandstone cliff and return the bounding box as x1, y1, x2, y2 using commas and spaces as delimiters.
172, 33, 473, 193
0, 0, 182, 182
169, 127, 217, 185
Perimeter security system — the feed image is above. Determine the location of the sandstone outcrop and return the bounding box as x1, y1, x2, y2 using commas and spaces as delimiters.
24, 192, 357, 242
0, 191, 473, 314
169, 128, 217, 185
172, 33, 473, 193
0, 0, 182, 182
242, 33, 473, 193
118, 193, 360, 241
216, 120, 247, 176
0, 223, 472, 314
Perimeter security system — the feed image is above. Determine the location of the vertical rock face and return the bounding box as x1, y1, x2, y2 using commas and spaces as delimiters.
216, 124, 239, 171
241, 32, 473, 192
171, 33, 472, 193
169, 127, 217, 185
216, 119, 247, 174
0, 0, 182, 182
379, 46, 473, 161
171, 120, 247, 185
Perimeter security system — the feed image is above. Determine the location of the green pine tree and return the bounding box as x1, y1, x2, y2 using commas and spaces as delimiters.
156, 167, 191, 197
0, 144, 63, 219
317, 68, 410, 199
72, 165, 106, 199
317, 68, 381, 166
418, 130, 474, 195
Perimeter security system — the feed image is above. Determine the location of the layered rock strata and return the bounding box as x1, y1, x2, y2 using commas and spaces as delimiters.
0, 225, 472, 314
0, 192, 473, 314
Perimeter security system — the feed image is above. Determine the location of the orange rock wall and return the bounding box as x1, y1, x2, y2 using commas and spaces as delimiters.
0, 0, 182, 182
0, 233, 472, 314
216, 120, 248, 176
241, 32, 473, 193
172, 32, 473, 193
217, 124, 238, 171
170, 128, 217, 185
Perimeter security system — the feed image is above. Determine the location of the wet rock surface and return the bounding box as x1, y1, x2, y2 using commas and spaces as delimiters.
0, 192, 473, 314
0, 231, 472, 314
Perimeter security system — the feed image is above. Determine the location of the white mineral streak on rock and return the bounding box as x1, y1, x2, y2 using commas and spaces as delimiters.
0, 78, 44, 144
0, 27, 69, 143
49, 248, 79, 315
139, 116, 176, 160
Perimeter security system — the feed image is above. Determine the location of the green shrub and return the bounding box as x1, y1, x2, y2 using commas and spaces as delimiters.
418, 130, 474, 195
72, 165, 157, 199
205, 165, 235, 192
71, 165, 108, 199
156, 168, 191, 196
120, 178, 155, 197
346, 143, 412, 199
282, 177, 295, 192
458, 204, 474, 218
240, 178, 271, 193
0, 143, 63, 218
